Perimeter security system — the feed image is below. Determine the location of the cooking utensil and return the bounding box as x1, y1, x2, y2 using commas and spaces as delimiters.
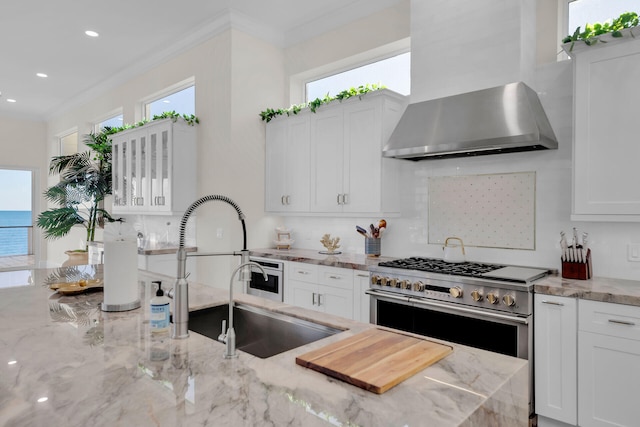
443, 237, 465, 263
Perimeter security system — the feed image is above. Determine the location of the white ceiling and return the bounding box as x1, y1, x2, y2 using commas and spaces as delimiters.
0, 0, 402, 120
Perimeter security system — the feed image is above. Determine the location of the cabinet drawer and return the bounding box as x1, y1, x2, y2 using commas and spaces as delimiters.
318, 266, 354, 289
288, 262, 318, 283
579, 299, 640, 340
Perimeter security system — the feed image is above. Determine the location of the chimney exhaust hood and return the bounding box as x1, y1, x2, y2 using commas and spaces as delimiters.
383, 82, 558, 160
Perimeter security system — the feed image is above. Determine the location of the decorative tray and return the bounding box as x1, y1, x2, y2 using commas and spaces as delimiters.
49, 279, 104, 296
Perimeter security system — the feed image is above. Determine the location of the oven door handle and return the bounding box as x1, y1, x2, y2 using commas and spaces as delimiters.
365, 289, 411, 303
410, 297, 529, 325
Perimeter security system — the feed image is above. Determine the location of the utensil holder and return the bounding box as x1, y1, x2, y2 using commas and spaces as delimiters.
561, 249, 592, 280
365, 238, 381, 257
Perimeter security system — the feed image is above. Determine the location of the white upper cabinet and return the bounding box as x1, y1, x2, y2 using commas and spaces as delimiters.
112, 118, 196, 215
570, 37, 640, 221
264, 89, 407, 215
310, 90, 406, 215
265, 113, 310, 212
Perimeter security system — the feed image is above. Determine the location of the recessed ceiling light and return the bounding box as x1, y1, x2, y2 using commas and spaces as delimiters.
85, 30, 99, 37
7, 99, 16, 103
162, 100, 171, 104
36, 73, 48, 78
37, 397, 48, 403
8, 360, 17, 365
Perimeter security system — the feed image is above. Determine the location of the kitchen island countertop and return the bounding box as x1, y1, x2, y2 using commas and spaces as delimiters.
0, 265, 528, 426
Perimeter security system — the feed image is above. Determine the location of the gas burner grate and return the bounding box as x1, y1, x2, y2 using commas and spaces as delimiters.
378, 257, 505, 278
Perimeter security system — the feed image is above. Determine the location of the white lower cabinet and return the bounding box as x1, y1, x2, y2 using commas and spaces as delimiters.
534, 294, 578, 425
535, 296, 640, 427
285, 262, 354, 320
354, 271, 371, 323
577, 300, 640, 427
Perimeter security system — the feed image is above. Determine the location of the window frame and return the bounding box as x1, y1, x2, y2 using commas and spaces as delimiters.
57, 127, 79, 156
93, 108, 124, 133
289, 38, 410, 106
139, 77, 195, 121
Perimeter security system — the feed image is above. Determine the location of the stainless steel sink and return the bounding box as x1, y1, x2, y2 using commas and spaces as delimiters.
188, 303, 343, 358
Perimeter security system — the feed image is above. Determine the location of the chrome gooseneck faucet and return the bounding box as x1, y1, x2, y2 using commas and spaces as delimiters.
170, 195, 250, 340
219, 261, 268, 358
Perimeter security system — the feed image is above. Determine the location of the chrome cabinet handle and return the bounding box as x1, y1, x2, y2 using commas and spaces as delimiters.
317, 294, 323, 306
336, 194, 341, 205
356, 273, 368, 278
312, 292, 317, 305
608, 319, 636, 326
286, 195, 291, 205
297, 271, 309, 275
541, 300, 564, 306
281, 195, 285, 205
342, 194, 348, 205
328, 275, 341, 280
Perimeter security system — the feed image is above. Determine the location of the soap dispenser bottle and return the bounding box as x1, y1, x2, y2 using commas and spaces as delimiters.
150, 281, 170, 333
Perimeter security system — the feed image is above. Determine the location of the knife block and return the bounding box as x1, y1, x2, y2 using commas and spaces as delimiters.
561, 249, 592, 280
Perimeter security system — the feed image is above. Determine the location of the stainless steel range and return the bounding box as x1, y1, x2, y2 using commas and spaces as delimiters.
367, 257, 549, 417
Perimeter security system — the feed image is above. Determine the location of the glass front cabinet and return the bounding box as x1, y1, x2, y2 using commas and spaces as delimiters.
112, 118, 196, 215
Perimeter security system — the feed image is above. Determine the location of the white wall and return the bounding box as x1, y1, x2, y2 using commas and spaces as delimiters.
0, 117, 47, 265
44, 29, 283, 286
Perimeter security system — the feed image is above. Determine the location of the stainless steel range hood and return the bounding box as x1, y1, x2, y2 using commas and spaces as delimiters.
383, 82, 558, 160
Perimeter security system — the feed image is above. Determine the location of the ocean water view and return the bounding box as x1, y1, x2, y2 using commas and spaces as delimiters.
0, 211, 32, 256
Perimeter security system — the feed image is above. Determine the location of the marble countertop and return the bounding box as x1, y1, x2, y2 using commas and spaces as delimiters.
249, 248, 397, 271
253, 248, 640, 307
0, 265, 528, 426
534, 274, 640, 306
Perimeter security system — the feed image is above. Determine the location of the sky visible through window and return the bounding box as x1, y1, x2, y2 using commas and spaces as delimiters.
148, 85, 195, 118
568, 0, 640, 33
306, 52, 410, 102
0, 169, 31, 211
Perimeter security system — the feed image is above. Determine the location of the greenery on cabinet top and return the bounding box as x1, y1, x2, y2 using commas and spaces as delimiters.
562, 11, 639, 52
259, 83, 386, 123
106, 111, 199, 135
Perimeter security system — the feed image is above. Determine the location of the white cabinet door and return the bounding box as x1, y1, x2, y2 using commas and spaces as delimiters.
354, 271, 371, 323
578, 332, 640, 427
534, 294, 578, 425
288, 279, 317, 311
577, 300, 640, 427
112, 119, 195, 215
342, 98, 383, 213
265, 115, 310, 212
572, 38, 640, 221
318, 284, 353, 319
309, 108, 344, 213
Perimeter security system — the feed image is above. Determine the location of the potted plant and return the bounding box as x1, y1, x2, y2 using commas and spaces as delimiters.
37, 128, 121, 264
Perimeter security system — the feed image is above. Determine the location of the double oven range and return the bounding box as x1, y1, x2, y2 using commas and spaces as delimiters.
367, 257, 548, 416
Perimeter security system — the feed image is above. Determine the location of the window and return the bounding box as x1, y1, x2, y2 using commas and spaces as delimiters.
97, 114, 123, 131
567, 0, 640, 34
305, 52, 411, 102
59, 130, 78, 156
145, 85, 195, 119
0, 169, 33, 259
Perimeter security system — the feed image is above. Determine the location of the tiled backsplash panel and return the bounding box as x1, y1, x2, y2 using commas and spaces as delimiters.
428, 172, 536, 250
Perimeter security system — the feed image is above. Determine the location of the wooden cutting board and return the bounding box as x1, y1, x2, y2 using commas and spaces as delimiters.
296, 328, 453, 394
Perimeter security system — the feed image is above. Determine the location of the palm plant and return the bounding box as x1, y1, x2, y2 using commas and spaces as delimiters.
37, 128, 121, 249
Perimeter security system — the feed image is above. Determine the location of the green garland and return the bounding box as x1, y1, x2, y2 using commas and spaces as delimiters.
562, 11, 639, 52
104, 111, 200, 135
259, 83, 386, 123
